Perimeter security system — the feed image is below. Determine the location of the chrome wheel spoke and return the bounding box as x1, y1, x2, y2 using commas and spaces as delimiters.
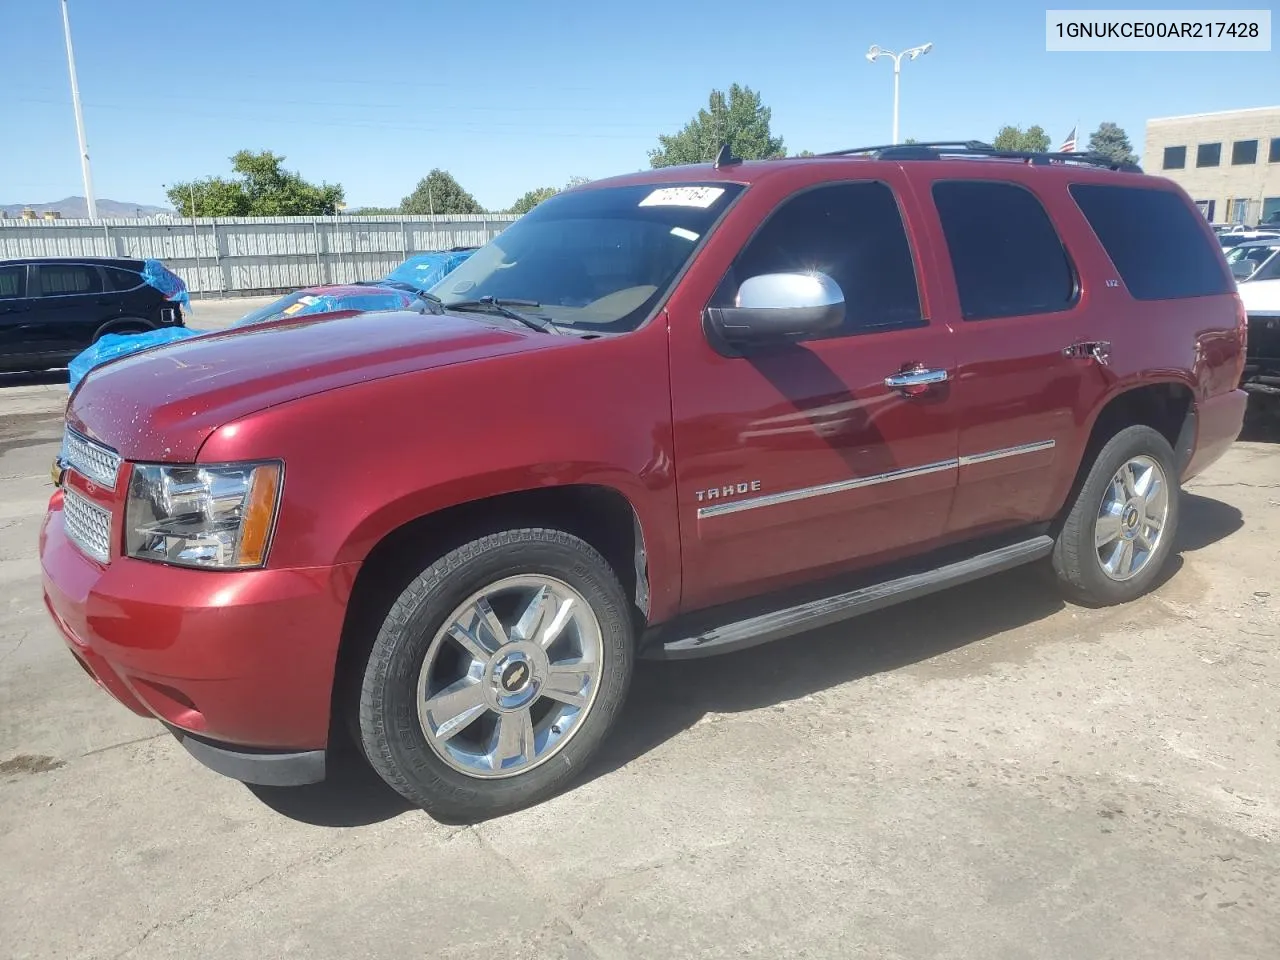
447, 598, 507, 661
542, 662, 595, 707
510, 584, 550, 642
490, 708, 536, 770
1095, 507, 1123, 547
424, 678, 488, 742
1144, 475, 1168, 519
1120, 463, 1139, 499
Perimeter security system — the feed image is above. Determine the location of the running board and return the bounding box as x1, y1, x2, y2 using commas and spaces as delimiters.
646, 535, 1055, 660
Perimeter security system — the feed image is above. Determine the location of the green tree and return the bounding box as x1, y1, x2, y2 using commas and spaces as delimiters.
167, 150, 343, 216
1086, 122, 1139, 166
992, 125, 1050, 152
793, 149, 817, 157
400, 169, 484, 215
649, 83, 785, 167
510, 186, 558, 215
506, 176, 593, 215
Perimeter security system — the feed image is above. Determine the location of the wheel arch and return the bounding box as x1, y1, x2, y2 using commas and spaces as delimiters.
1054, 378, 1196, 530
93, 316, 156, 340
328, 482, 654, 745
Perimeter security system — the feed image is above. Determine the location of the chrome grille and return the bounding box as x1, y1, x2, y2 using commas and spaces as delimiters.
61, 428, 122, 490
63, 488, 113, 563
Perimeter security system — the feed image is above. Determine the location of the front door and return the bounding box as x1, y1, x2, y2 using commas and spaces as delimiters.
0, 264, 33, 360
668, 177, 959, 611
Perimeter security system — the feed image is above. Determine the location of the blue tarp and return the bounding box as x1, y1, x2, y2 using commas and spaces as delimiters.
68, 328, 197, 393
66, 250, 477, 391
383, 250, 475, 292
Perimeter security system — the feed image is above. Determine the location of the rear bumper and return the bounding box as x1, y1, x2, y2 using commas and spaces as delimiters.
1183, 389, 1248, 482
40, 493, 359, 758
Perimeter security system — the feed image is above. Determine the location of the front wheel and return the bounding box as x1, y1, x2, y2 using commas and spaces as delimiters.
1051, 424, 1181, 606
357, 528, 634, 821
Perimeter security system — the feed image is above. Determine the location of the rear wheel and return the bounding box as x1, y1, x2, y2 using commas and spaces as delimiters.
1052, 424, 1180, 606
357, 528, 633, 820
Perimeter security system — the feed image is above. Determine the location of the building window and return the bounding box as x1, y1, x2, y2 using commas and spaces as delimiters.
1262, 197, 1280, 227
1270, 138, 1280, 163
1232, 140, 1258, 165
1195, 200, 1216, 222
1230, 199, 1250, 224
1196, 143, 1222, 167
1162, 146, 1186, 169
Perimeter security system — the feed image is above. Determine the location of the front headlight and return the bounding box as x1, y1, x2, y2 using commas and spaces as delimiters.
126, 461, 282, 569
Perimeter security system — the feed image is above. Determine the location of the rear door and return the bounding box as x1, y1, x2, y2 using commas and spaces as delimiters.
909, 173, 1109, 537
28, 262, 109, 355
667, 173, 959, 611
0, 264, 33, 359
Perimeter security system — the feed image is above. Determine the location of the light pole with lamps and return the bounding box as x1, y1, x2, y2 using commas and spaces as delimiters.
865, 42, 933, 145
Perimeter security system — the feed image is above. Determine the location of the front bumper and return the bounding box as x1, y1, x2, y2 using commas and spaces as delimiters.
40, 490, 359, 778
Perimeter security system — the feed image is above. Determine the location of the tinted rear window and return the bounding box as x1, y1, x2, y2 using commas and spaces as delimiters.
0, 265, 25, 299
1069, 184, 1232, 300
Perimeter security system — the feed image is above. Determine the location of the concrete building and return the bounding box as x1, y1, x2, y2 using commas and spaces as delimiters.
1144, 106, 1280, 227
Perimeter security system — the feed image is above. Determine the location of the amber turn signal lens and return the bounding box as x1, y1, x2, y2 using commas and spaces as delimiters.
237, 464, 282, 566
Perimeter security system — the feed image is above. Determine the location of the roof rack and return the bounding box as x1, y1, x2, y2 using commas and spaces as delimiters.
818, 141, 1143, 173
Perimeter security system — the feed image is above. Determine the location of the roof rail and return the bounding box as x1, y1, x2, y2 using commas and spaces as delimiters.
818, 141, 1143, 173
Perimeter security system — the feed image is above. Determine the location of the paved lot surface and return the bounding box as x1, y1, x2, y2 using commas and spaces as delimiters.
1, 366, 1278, 958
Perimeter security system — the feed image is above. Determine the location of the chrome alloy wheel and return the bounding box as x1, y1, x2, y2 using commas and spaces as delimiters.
416, 575, 604, 778
1094, 455, 1170, 582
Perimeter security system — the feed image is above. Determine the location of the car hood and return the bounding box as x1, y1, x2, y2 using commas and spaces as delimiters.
1239, 277, 1280, 314
67, 308, 566, 461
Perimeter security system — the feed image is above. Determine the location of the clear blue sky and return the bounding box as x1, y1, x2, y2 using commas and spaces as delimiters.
2, 0, 1274, 211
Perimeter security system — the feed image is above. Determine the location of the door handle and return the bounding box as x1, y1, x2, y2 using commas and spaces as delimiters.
1063, 340, 1111, 365
884, 367, 949, 392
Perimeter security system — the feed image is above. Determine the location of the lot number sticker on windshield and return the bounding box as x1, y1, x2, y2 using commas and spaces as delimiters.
639, 186, 725, 208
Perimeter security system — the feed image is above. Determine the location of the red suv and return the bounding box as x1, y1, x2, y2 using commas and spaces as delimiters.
40, 142, 1247, 819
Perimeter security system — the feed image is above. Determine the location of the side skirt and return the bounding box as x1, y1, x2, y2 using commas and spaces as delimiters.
642, 534, 1055, 660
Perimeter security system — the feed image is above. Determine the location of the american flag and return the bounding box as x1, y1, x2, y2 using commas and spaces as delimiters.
1058, 126, 1078, 153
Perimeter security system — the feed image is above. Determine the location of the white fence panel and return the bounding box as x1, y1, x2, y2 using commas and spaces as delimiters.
0, 214, 518, 297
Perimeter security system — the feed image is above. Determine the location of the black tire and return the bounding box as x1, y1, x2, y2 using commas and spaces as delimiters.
93, 320, 153, 341
357, 527, 634, 821
1052, 424, 1180, 606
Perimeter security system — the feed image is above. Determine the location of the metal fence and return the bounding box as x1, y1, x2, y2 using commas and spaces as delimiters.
0, 214, 520, 297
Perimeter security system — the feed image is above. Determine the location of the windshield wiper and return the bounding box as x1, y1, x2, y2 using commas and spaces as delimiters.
444, 296, 560, 334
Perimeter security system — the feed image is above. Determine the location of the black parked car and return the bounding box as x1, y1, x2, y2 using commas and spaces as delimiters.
0, 257, 188, 373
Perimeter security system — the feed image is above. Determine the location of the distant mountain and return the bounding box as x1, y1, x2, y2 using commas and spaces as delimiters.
0, 197, 173, 219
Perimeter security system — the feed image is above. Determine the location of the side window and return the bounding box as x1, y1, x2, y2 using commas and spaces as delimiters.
0, 265, 26, 299
35, 265, 104, 297
931, 181, 1076, 321
713, 181, 923, 335
1069, 184, 1233, 300
104, 266, 143, 291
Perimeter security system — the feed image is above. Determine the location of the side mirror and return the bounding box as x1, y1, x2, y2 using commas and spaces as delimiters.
704, 272, 845, 352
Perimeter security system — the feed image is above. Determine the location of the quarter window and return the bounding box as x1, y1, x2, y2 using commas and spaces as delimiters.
1196, 143, 1222, 167
1162, 146, 1186, 169
712, 181, 923, 335
1070, 184, 1232, 301
931, 180, 1076, 321
104, 266, 143, 291
0, 265, 25, 299
35, 265, 103, 296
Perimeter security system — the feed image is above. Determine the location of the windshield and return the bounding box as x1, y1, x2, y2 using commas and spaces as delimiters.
429, 182, 743, 332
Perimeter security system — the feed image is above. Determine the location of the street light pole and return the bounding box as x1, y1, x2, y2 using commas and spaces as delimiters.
59, 0, 97, 220
866, 42, 933, 145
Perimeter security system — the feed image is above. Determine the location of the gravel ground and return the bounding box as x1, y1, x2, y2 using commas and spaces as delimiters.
1, 374, 1277, 959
